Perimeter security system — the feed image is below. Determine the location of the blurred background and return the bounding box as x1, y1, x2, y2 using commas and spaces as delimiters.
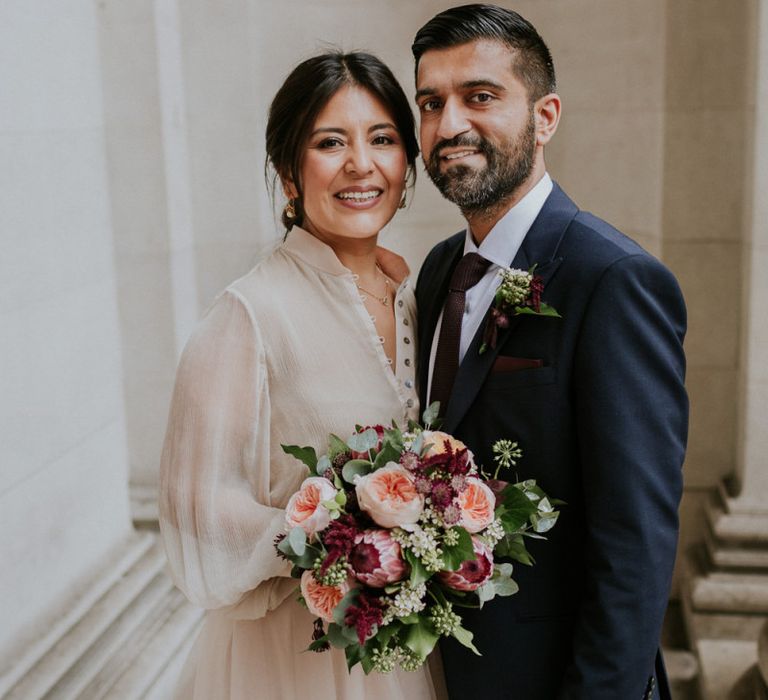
1, 1, 766, 698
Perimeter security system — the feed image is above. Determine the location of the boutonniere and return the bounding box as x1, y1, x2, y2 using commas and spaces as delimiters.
479, 265, 561, 354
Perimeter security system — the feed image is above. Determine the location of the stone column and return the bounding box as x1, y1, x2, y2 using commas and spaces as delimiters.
681, 0, 768, 697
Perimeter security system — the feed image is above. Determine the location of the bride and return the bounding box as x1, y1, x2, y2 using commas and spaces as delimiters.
159, 51, 440, 699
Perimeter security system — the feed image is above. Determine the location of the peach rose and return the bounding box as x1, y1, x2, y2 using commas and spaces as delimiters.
421, 430, 468, 457
355, 463, 424, 528
437, 536, 494, 592
285, 476, 338, 537
300, 570, 351, 622
457, 477, 496, 533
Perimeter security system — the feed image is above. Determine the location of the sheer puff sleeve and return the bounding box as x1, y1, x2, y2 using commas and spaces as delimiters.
159, 289, 294, 619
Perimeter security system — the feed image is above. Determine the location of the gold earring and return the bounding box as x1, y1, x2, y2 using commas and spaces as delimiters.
398, 191, 407, 210
284, 200, 296, 220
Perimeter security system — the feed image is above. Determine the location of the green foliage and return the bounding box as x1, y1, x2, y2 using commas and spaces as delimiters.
496, 485, 538, 532
347, 428, 379, 454
440, 527, 474, 571
404, 549, 430, 586
328, 433, 349, 459
341, 459, 372, 484
451, 624, 480, 655
421, 402, 440, 428
402, 617, 439, 660
280, 444, 318, 473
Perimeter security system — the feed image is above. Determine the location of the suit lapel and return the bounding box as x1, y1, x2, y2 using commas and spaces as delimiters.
442, 183, 578, 433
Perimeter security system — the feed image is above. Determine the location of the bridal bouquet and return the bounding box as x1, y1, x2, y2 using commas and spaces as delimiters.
275, 404, 560, 674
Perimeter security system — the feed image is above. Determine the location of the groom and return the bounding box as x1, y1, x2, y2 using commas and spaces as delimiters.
412, 5, 688, 699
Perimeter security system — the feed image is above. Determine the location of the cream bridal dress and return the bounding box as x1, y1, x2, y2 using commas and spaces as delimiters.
159, 227, 436, 700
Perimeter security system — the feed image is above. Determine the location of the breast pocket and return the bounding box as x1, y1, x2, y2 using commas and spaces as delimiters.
488, 364, 557, 389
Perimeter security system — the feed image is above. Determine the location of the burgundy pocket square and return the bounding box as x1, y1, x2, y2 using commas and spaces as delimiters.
492, 356, 544, 372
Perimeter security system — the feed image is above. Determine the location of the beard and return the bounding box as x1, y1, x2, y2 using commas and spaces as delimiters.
425, 112, 536, 217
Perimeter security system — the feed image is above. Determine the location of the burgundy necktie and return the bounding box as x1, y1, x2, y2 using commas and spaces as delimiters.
430, 252, 491, 412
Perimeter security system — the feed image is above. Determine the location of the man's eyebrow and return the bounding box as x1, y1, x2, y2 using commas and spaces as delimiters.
415, 79, 507, 101
415, 87, 437, 100
461, 79, 506, 92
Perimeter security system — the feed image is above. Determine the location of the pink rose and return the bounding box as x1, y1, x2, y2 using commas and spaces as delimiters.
355, 463, 424, 528
437, 536, 494, 591
457, 477, 496, 533
300, 570, 351, 622
285, 476, 338, 536
350, 529, 408, 587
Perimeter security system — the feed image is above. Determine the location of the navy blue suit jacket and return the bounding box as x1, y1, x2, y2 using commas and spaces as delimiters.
415, 184, 688, 699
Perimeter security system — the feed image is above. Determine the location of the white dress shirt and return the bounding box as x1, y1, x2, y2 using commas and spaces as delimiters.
426, 173, 553, 402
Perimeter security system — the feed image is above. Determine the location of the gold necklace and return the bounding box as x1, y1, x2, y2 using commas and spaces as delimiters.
354, 265, 391, 306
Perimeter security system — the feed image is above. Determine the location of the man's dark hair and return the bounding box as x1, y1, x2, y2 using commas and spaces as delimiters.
266, 51, 419, 231
412, 4, 556, 102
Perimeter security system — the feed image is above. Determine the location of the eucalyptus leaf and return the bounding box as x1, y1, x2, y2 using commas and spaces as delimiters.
410, 432, 424, 455
287, 527, 307, 556
280, 444, 318, 472
347, 428, 379, 454
332, 588, 360, 628
422, 401, 440, 428
451, 625, 481, 655
326, 623, 351, 649
342, 459, 372, 484
477, 581, 496, 608
532, 511, 559, 534
316, 454, 332, 477
493, 576, 519, 597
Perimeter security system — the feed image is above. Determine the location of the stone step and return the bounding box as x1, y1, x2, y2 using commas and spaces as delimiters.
81, 588, 202, 699
0, 532, 156, 697
666, 648, 701, 700
41, 566, 173, 698
4, 535, 166, 699
707, 502, 768, 547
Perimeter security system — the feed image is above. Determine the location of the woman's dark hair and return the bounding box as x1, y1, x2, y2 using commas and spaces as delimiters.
266, 51, 419, 231
412, 4, 556, 102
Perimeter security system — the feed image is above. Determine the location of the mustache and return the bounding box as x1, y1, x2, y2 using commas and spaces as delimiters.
428, 135, 487, 164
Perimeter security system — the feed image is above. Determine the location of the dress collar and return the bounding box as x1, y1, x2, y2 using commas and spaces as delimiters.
281, 226, 410, 284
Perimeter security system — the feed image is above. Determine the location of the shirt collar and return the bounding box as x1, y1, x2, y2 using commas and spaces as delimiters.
281, 225, 410, 283
463, 172, 553, 268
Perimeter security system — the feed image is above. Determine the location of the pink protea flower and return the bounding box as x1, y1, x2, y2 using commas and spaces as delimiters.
437, 536, 494, 592
349, 529, 407, 588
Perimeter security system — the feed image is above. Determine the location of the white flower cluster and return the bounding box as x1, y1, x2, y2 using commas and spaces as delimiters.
370, 645, 423, 674
394, 523, 444, 572
479, 518, 505, 548
382, 581, 427, 624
